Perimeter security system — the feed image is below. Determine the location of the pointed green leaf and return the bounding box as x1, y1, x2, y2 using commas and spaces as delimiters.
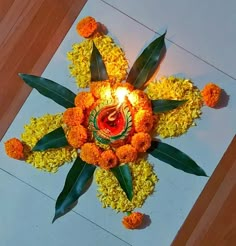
127, 31, 166, 89
148, 141, 207, 176
32, 127, 68, 151
52, 157, 96, 223
111, 164, 133, 200
90, 42, 108, 81
152, 99, 187, 113
19, 73, 76, 108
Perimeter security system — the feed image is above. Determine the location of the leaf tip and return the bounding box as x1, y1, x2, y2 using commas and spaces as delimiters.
127, 193, 133, 201
202, 171, 208, 177
52, 215, 58, 224
198, 166, 208, 177
52, 210, 63, 224
18, 73, 24, 78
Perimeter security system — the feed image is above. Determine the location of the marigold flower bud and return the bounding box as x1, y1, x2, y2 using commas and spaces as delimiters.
201, 83, 221, 107
63, 107, 84, 126
116, 144, 137, 163
131, 132, 151, 152
99, 150, 118, 170
80, 143, 101, 165
134, 110, 153, 133
67, 125, 87, 148
74, 92, 95, 110
76, 16, 98, 38
122, 212, 144, 229
4, 138, 24, 160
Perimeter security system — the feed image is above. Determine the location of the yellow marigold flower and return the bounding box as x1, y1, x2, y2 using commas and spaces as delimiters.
99, 150, 118, 170
63, 107, 84, 126
21, 113, 77, 172
67, 36, 128, 88
74, 92, 95, 110
4, 138, 24, 160
134, 110, 153, 133
80, 143, 101, 165
95, 159, 158, 212
67, 125, 87, 148
90, 81, 111, 99
147, 76, 203, 138
76, 16, 98, 38
122, 212, 144, 229
131, 132, 151, 152
201, 82, 221, 108
128, 89, 152, 110
116, 144, 137, 163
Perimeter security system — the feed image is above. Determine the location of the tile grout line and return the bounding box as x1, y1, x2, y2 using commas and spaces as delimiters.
0, 167, 132, 246
100, 0, 236, 81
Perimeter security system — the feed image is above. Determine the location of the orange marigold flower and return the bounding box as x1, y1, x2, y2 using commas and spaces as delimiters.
98, 150, 118, 170
131, 132, 152, 152
134, 109, 153, 133
201, 83, 221, 107
4, 138, 24, 160
63, 107, 84, 126
90, 81, 111, 98
80, 143, 101, 165
122, 212, 144, 229
67, 125, 87, 148
76, 16, 98, 38
116, 144, 137, 163
128, 89, 152, 110
74, 92, 95, 110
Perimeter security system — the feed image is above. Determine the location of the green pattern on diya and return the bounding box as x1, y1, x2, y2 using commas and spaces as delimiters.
89, 100, 132, 145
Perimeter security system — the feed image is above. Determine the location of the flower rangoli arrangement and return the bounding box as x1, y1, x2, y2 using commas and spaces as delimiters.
4, 16, 222, 229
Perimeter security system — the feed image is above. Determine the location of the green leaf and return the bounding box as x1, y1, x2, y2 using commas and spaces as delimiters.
52, 157, 96, 223
152, 99, 187, 113
32, 127, 68, 151
111, 164, 133, 200
90, 42, 108, 81
148, 141, 207, 176
19, 73, 76, 108
127, 31, 166, 89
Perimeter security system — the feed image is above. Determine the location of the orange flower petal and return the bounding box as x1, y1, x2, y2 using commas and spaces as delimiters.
80, 143, 101, 165
4, 138, 24, 160
116, 144, 137, 163
134, 109, 153, 133
98, 150, 118, 170
201, 83, 221, 107
67, 125, 87, 148
74, 92, 95, 110
76, 16, 98, 38
63, 107, 84, 126
122, 212, 144, 229
131, 132, 151, 152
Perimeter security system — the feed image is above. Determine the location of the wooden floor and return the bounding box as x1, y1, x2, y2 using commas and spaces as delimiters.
0, 0, 87, 139
0, 0, 235, 245
173, 135, 236, 246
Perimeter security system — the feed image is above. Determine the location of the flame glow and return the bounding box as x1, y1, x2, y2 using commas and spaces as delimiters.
115, 87, 129, 104
103, 88, 112, 99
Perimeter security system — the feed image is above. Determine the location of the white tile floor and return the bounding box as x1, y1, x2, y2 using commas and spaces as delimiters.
1, 0, 236, 245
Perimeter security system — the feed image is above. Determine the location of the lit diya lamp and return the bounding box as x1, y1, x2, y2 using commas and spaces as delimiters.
89, 88, 132, 145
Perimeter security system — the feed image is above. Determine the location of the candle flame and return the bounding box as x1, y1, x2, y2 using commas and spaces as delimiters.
115, 87, 129, 105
